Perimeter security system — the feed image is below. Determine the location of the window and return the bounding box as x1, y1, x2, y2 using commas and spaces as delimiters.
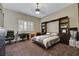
18, 20, 34, 32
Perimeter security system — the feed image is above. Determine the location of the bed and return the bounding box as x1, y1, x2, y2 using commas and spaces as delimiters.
32, 33, 60, 49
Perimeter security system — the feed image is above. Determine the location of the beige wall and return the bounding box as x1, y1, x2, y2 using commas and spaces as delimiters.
2, 3, 79, 34
41, 4, 79, 31
0, 13, 4, 27
0, 4, 4, 27
78, 4, 79, 31
3, 8, 41, 33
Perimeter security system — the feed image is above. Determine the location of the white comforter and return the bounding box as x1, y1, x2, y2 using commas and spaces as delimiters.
32, 35, 60, 48
43, 36, 59, 48
32, 35, 50, 41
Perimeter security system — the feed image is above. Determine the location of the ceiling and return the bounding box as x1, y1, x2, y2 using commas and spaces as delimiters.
2, 3, 73, 18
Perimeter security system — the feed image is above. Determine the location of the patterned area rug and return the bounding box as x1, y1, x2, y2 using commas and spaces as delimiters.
5, 40, 79, 56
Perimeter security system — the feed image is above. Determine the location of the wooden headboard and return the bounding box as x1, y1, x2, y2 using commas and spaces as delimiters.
69, 27, 78, 31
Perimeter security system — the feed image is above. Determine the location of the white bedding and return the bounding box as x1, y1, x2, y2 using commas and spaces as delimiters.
43, 36, 59, 48
32, 34, 60, 48
32, 35, 50, 41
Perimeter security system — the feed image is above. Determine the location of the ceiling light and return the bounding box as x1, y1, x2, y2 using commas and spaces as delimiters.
35, 3, 40, 15
36, 8, 40, 14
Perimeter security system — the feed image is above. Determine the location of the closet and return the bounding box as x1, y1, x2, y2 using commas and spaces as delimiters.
59, 16, 70, 45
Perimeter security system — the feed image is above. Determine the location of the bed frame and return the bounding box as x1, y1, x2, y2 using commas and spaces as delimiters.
32, 39, 60, 49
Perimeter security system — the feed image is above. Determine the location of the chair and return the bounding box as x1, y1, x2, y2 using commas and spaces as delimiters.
5, 31, 14, 44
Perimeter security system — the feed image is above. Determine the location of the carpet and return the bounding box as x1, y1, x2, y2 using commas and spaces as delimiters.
5, 40, 79, 56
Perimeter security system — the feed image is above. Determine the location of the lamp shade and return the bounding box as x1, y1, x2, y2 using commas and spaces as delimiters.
35, 8, 40, 14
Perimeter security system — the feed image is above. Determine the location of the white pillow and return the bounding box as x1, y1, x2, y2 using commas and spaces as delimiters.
51, 32, 58, 36
46, 33, 50, 35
